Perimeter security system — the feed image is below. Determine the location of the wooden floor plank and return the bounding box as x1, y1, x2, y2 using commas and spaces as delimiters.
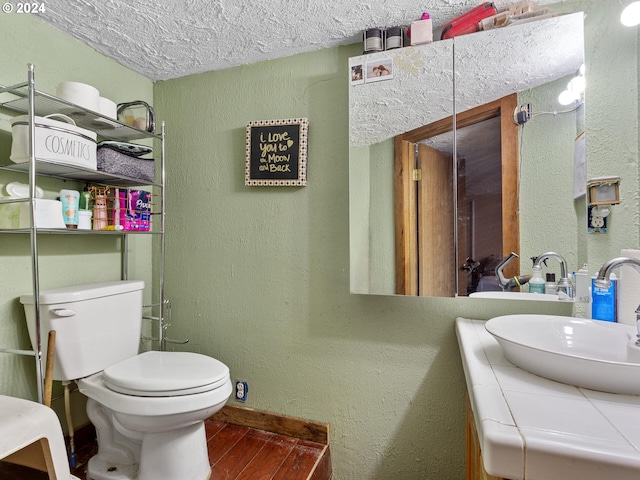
207, 423, 251, 466
210, 428, 274, 479
70, 441, 98, 478
205, 418, 228, 440
236, 435, 299, 480
309, 445, 332, 480
271, 441, 325, 480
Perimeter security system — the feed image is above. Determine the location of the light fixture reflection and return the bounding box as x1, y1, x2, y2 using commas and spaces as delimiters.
621, 1, 640, 27
558, 64, 586, 106
558, 88, 579, 106
562, 325, 574, 348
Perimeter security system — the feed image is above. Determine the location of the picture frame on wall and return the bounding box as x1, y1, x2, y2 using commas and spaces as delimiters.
245, 118, 309, 186
365, 57, 393, 83
350, 63, 364, 85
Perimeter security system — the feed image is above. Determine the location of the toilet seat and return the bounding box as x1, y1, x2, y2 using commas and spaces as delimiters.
103, 351, 230, 397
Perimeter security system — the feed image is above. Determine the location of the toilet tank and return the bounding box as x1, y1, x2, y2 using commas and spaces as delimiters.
20, 280, 145, 381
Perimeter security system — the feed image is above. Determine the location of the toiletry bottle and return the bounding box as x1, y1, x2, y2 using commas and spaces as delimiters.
59, 189, 80, 229
78, 188, 93, 230
92, 192, 108, 230
592, 273, 617, 322
574, 264, 590, 303
81, 190, 91, 210
529, 265, 545, 294
545, 273, 557, 295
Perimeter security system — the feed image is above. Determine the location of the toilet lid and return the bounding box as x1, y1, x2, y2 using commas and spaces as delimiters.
103, 351, 229, 397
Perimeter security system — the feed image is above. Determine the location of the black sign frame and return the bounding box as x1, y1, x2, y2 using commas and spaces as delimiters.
245, 118, 308, 186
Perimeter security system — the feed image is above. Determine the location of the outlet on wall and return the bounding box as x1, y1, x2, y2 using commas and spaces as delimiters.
588, 205, 608, 233
513, 103, 532, 125
235, 380, 248, 402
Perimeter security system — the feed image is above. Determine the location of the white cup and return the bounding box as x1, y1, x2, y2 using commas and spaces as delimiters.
78, 209, 93, 230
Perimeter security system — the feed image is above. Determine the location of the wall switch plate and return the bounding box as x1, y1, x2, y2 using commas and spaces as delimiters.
235, 381, 248, 402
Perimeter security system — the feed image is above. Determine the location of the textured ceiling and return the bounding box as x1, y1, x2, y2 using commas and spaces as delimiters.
37, 0, 559, 81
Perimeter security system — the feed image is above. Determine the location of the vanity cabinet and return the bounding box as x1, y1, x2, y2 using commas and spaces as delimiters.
457, 317, 640, 480
466, 396, 508, 480
0, 64, 166, 403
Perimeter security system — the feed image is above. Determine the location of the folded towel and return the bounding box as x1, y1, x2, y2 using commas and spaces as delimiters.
97, 146, 155, 183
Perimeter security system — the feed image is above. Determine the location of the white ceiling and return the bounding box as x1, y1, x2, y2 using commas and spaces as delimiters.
36, 0, 560, 81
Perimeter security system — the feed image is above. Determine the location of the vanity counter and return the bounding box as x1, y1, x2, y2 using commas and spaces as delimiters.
456, 317, 640, 479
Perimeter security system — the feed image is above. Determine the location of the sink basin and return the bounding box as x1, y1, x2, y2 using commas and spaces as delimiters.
485, 314, 640, 394
470, 291, 569, 301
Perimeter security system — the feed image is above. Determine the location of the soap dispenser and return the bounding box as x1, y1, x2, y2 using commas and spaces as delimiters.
529, 265, 545, 294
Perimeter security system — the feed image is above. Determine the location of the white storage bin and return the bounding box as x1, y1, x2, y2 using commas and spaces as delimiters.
10, 114, 97, 170
0, 197, 66, 229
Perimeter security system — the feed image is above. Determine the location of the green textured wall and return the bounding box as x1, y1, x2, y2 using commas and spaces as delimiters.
152, 42, 575, 480
0, 1, 638, 479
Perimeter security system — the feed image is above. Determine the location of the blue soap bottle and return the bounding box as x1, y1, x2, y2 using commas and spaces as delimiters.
591, 273, 617, 322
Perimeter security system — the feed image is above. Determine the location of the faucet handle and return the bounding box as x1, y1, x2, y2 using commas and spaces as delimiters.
462, 257, 480, 273
531, 256, 549, 267
496, 253, 519, 291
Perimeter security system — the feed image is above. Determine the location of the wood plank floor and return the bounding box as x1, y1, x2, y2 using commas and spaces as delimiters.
0, 417, 331, 480
205, 418, 330, 480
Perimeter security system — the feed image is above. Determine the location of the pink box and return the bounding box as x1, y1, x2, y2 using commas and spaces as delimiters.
112, 189, 151, 231
409, 19, 433, 45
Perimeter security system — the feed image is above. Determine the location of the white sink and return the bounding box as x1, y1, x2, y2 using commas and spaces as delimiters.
470, 291, 570, 302
485, 314, 640, 394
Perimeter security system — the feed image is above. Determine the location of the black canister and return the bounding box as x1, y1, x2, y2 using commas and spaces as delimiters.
363, 28, 384, 54
385, 26, 404, 50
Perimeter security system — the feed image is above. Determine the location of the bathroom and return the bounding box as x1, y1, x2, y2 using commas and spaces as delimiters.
0, 0, 638, 478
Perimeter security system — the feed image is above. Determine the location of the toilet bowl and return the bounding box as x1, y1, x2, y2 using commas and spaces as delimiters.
78, 351, 231, 480
21, 281, 232, 480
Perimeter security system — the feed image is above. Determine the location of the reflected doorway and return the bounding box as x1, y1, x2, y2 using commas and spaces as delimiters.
394, 95, 520, 296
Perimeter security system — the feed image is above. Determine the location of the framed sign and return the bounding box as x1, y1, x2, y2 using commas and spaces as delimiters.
245, 118, 309, 186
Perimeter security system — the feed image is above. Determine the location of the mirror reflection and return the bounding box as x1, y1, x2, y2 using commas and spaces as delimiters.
349, 11, 585, 297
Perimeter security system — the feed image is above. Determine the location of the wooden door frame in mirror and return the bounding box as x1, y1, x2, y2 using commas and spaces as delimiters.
394, 94, 520, 296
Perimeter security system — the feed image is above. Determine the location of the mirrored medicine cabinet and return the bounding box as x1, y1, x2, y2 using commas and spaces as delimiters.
349, 11, 585, 297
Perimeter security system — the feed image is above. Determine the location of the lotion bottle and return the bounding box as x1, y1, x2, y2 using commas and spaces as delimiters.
59, 189, 79, 229
529, 265, 545, 294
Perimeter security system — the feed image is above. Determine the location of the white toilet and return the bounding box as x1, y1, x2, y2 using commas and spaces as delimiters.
21, 281, 232, 480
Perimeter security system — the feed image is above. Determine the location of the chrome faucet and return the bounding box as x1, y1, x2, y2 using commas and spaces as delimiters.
533, 252, 573, 297
496, 252, 530, 291
595, 256, 640, 346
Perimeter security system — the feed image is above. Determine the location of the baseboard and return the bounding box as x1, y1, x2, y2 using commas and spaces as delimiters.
211, 404, 329, 445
